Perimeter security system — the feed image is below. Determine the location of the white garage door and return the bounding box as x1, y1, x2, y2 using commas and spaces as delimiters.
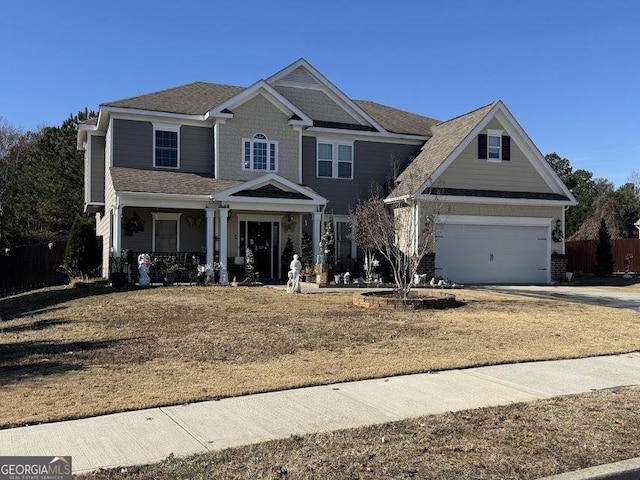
434, 224, 549, 284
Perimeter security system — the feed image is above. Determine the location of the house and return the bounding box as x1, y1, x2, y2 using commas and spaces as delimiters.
78, 58, 576, 284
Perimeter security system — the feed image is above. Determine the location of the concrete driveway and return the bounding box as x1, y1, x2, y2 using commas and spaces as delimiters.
479, 285, 640, 312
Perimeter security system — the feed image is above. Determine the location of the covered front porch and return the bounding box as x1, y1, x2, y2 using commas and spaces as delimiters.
109, 172, 327, 284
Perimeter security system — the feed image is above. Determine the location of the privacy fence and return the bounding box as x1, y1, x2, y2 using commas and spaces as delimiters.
566, 239, 640, 274
0, 240, 68, 298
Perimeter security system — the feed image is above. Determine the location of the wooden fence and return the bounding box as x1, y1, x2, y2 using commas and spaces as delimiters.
566, 239, 640, 273
0, 240, 69, 298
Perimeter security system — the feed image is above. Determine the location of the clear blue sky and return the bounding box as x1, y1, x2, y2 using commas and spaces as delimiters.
1, 0, 638, 187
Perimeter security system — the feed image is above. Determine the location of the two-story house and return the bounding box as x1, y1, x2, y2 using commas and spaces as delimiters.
78, 58, 575, 284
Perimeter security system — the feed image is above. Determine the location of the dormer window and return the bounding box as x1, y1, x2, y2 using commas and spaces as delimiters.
478, 129, 511, 162
243, 133, 278, 172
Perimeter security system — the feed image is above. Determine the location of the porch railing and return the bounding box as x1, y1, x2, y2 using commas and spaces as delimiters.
128, 251, 206, 284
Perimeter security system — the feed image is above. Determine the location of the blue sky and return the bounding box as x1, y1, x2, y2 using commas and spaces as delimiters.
1, 0, 638, 187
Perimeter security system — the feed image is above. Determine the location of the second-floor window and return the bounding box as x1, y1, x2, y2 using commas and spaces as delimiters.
243, 133, 278, 172
317, 140, 353, 179
154, 123, 180, 169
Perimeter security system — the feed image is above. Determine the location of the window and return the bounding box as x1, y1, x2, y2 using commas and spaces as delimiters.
152, 212, 181, 252
153, 123, 180, 168
488, 133, 501, 160
478, 130, 511, 162
317, 140, 353, 179
243, 133, 278, 172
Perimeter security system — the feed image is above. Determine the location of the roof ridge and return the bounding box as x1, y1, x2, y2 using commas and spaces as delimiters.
435, 101, 498, 127
100, 80, 245, 107
353, 99, 441, 123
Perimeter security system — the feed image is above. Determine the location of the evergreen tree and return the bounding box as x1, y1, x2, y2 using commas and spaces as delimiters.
593, 218, 614, 276
63, 215, 101, 277
1, 110, 96, 246
300, 232, 313, 268
244, 247, 256, 284
281, 237, 295, 276
320, 216, 336, 275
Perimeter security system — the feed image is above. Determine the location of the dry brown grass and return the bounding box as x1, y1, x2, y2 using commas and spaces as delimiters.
1, 285, 639, 429
79, 386, 640, 480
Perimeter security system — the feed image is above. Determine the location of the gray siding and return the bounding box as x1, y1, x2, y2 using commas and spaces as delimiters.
112, 119, 153, 169
181, 126, 213, 175
112, 119, 213, 175
90, 135, 105, 203
120, 207, 207, 253
302, 137, 420, 214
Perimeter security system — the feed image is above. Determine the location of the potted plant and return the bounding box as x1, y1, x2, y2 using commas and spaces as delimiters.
164, 258, 184, 285
109, 249, 128, 288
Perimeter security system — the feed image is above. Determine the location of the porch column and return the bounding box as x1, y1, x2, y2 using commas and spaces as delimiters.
218, 207, 229, 285
112, 204, 123, 259
205, 207, 215, 265
312, 211, 322, 263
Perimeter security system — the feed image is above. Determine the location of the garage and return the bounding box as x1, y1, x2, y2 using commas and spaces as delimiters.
434, 220, 550, 284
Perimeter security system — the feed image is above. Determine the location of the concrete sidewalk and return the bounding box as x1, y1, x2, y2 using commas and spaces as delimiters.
1, 353, 639, 474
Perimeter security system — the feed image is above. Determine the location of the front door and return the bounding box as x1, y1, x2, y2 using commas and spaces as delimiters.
240, 220, 280, 279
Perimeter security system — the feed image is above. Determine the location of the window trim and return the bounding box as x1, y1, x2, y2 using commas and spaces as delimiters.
153, 123, 180, 169
486, 129, 503, 163
151, 212, 182, 252
316, 139, 354, 179
242, 133, 278, 172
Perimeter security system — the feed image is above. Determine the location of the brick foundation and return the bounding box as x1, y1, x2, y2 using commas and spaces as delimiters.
551, 254, 568, 282
417, 252, 436, 279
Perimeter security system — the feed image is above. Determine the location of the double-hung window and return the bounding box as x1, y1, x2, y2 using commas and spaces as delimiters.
317, 140, 353, 179
243, 133, 277, 172
153, 123, 180, 169
478, 129, 511, 162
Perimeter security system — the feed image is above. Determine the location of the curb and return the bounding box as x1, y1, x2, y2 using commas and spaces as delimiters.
538, 457, 640, 480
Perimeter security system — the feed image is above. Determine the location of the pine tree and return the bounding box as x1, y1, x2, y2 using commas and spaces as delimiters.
320, 216, 336, 275
301, 232, 313, 268
594, 218, 614, 276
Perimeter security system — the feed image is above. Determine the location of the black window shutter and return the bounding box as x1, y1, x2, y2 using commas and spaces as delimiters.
502, 136, 511, 161
478, 134, 487, 159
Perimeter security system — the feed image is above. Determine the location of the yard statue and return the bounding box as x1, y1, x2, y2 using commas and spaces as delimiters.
138, 253, 151, 286
287, 254, 302, 293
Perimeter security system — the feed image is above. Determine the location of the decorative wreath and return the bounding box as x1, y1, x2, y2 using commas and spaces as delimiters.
551, 224, 564, 243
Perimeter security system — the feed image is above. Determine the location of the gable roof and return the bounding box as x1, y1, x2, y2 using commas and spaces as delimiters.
389, 102, 497, 198
97, 60, 436, 138
102, 82, 243, 115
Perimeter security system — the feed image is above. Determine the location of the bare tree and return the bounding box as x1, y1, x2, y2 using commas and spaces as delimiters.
0, 119, 24, 246
630, 170, 640, 199
351, 188, 438, 299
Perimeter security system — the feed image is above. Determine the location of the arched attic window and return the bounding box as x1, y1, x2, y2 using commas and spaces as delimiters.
243, 132, 278, 172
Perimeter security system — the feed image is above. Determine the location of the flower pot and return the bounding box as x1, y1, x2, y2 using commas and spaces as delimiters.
110, 272, 128, 289
165, 272, 176, 285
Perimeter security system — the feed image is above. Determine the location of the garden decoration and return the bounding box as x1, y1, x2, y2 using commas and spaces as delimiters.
138, 253, 151, 286
287, 254, 302, 293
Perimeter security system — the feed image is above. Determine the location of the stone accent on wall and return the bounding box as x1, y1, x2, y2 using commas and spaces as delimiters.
551, 254, 568, 282
417, 252, 436, 279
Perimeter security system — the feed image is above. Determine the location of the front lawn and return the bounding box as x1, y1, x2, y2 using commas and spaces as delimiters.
1, 285, 639, 428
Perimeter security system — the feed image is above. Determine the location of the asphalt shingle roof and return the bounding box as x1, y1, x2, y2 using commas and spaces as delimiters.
389, 102, 497, 198
100, 82, 438, 137
102, 82, 244, 115
110, 167, 241, 196
353, 100, 440, 136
